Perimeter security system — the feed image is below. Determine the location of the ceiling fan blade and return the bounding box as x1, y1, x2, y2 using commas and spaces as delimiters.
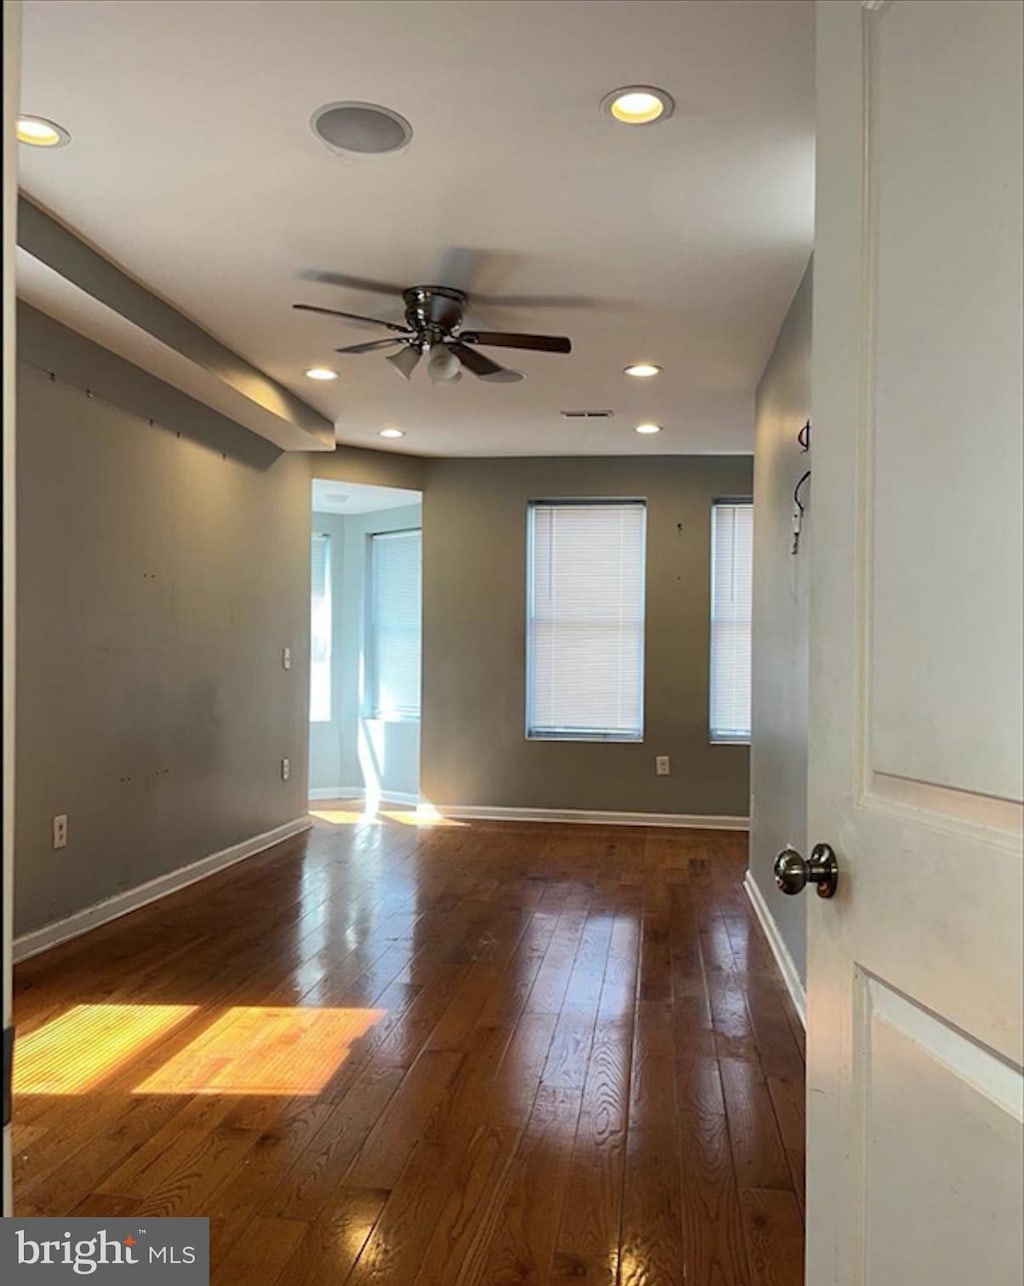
435, 247, 488, 294
292, 303, 408, 333
448, 342, 523, 383
300, 269, 406, 297
447, 341, 503, 377
433, 247, 598, 309
469, 292, 600, 309
334, 337, 407, 354
459, 330, 572, 354
478, 295, 604, 308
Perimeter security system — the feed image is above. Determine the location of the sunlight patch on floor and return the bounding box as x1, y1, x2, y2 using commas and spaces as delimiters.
14, 1004, 199, 1094
309, 806, 382, 827
309, 799, 465, 828
133, 1005, 385, 1096
383, 803, 465, 828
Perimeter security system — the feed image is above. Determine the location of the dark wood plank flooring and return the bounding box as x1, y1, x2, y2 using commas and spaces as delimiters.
13, 808, 805, 1285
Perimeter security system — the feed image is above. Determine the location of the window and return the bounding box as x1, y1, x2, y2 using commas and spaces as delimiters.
709, 500, 753, 742
309, 533, 332, 723
527, 501, 646, 741
369, 529, 422, 719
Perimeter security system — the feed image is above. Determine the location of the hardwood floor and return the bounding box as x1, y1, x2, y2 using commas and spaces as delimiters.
13, 808, 805, 1285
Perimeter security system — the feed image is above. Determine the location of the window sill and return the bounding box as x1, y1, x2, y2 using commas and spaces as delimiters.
527, 732, 643, 744
710, 734, 750, 746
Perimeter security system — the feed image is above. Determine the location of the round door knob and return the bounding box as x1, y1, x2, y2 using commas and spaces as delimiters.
773, 843, 839, 899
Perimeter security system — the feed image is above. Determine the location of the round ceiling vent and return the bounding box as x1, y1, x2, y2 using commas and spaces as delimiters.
310, 101, 413, 155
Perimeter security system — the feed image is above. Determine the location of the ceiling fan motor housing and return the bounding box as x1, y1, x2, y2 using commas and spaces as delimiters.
402, 285, 467, 337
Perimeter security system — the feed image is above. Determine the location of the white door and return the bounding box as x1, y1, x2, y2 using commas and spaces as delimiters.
806, 2, 1023, 1283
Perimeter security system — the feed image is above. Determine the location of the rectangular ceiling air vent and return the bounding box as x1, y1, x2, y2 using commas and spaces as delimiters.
560, 409, 614, 419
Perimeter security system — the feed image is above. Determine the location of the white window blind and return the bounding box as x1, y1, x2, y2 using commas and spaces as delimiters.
527, 501, 646, 740
309, 533, 332, 723
370, 529, 422, 719
709, 501, 753, 742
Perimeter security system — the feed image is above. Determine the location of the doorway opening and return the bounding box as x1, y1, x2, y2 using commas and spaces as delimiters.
308, 478, 423, 815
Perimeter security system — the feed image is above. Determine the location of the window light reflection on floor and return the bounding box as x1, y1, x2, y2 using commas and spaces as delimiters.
14, 1004, 199, 1095
14, 1004, 386, 1098
133, 1006, 385, 1096
384, 803, 464, 827
308, 806, 381, 826
308, 800, 464, 828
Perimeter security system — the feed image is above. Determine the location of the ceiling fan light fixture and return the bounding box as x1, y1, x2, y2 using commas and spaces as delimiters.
602, 86, 674, 126
426, 344, 462, 385
379, 428, 405, 439
386, 345, 422, 380
17, 114, 70, 147
304, 367, 338, 381
624, 362, 662, 378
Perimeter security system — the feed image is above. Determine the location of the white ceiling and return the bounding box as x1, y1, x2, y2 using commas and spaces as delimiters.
312, 478, 421, 515
17, 250, 335, 450
18, 0, 814, 458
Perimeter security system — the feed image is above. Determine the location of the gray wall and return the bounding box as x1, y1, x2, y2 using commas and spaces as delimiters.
15, 308, 311, 936
420, 456, 753, 816
749, 263, 813, 983
15, 307, 755, 938
309, 502, 422, 801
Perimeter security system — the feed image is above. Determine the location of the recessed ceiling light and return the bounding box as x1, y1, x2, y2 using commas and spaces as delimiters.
311, 101, 413, 155
379, 428, 405, 439
17, 115, 70, 148
601, 87, 674, 126
635, 423, 662, 435
305, 367, 338, 381
624, 363, 662, 378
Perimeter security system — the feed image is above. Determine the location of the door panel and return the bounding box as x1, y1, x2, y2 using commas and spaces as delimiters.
860, 976, 1023, 1285
867, 0, 1023, 801
809, 3, 1024, 1283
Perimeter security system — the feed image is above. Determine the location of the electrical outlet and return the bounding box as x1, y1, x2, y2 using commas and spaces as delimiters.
282, 647, 291, 671
655, 755, 671, 777
52, 814, 68, 849
281, 758, 290, 781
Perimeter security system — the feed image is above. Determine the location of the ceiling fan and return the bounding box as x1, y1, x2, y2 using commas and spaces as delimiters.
293, 284, 572, 385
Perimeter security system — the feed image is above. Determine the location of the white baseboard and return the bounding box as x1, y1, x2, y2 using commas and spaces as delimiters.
376, 791, 421, 807
309, 786, 420, 807
308, 785, 357, 801
434, 804, 749, 831
13, 816, 313, 964
743, 869, 807, 1027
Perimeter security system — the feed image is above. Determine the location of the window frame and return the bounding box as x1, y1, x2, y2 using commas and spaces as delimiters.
367, 526, 422, 723
525, 497, 647, 744
708, 497, 754, 745
309, 531, 333, 724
